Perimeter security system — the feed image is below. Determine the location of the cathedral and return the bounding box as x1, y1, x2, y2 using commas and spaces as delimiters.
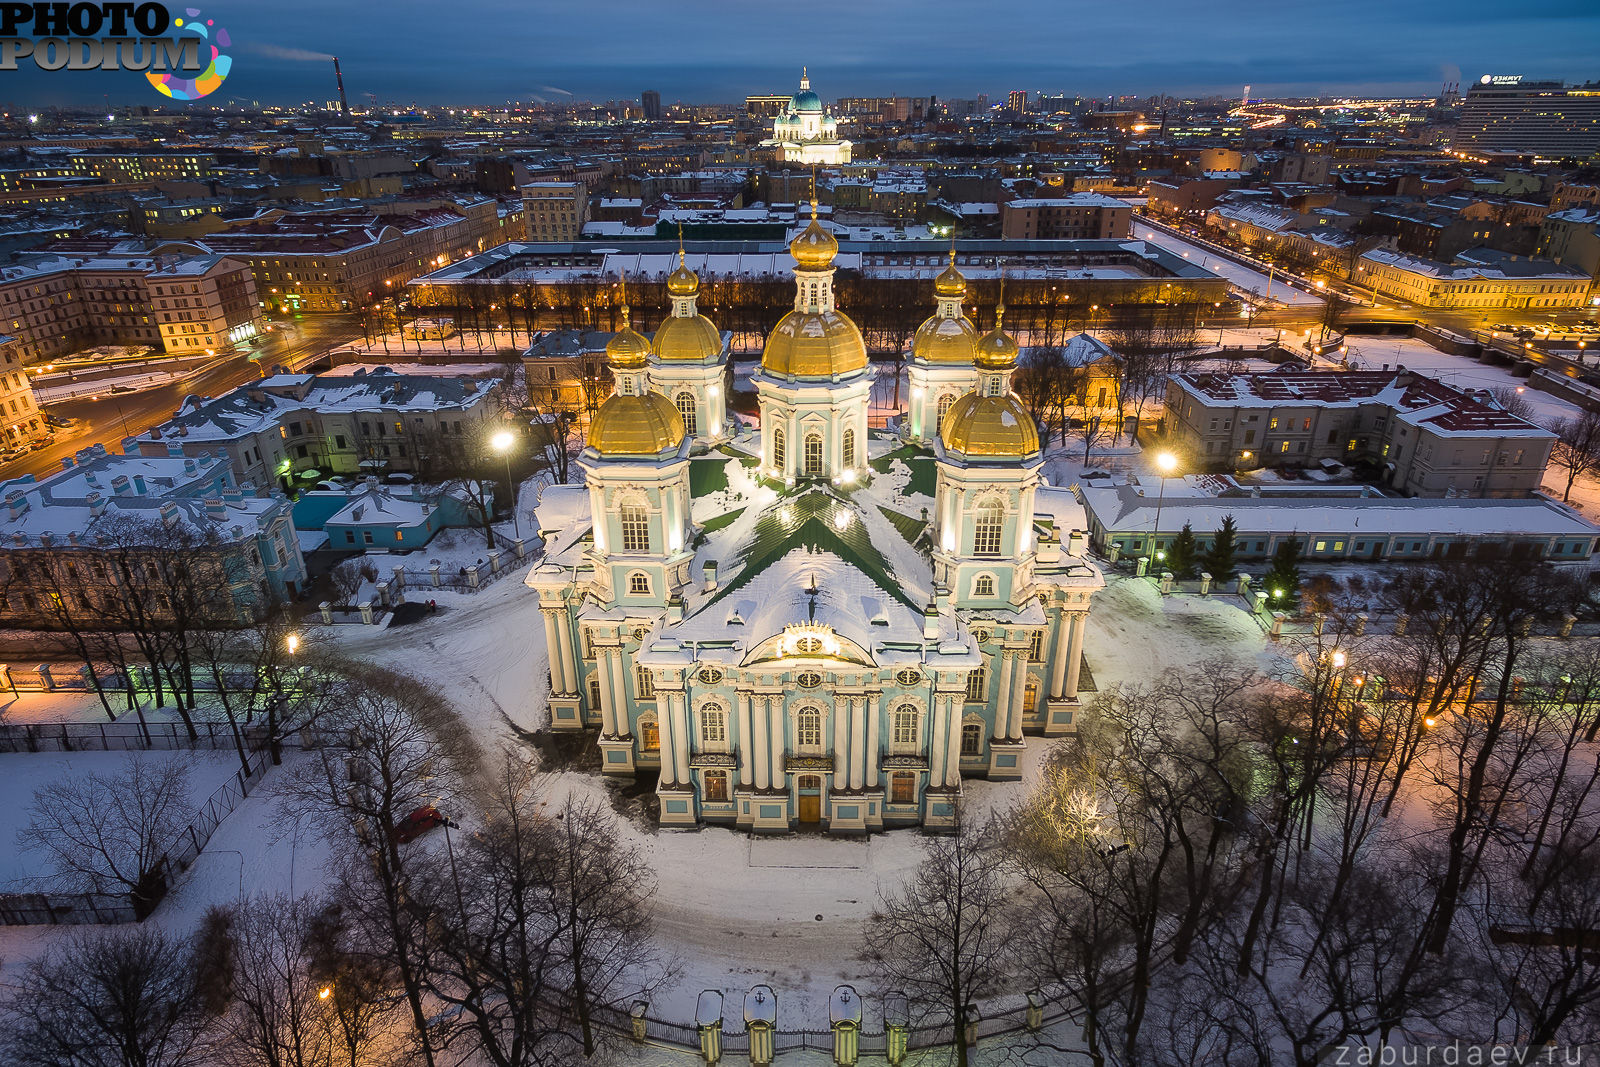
528, 209, 1103, 833
766, 68, 852, 165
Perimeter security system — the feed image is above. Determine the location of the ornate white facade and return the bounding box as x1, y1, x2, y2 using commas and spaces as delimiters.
767, 68, 852, 165
527, 228, 1102, 834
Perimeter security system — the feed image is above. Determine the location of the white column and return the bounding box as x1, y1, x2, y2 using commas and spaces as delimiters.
929, 696, 947, 786
833, 695, 849, 781
671, 690, 690, 785
657, 691, 677, 787
595, 647, 618, 735
1007, 653, 1027, 741
738, 690, 754, 789
992, 650, 1014, 738
1049, 611, 1070, 699
541, 609, 563, 691
752, 694, 770, 791
945, 696, 963, 787
609, 648, 629, 735
1064, 613, 1087, 700
865, 692, 881, 789
1017, 485, 1037, 554
554, 616, 577, 694
769, 695, 785, 789
849, 696, 866, 792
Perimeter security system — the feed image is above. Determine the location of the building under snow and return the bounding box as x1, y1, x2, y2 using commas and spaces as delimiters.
528, 205, 1103, 833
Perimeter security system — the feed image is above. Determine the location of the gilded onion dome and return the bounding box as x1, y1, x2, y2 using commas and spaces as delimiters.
789, 200, 839, 271
912, 249, 979, 365
588, 306, 686, 456
940, 391, 1040, 458
975, 305, 1021, 370
762, 310, 868, 378
654, 249, 722, 363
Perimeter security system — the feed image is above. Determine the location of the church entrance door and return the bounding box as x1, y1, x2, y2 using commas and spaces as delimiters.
797, 775, 822, 823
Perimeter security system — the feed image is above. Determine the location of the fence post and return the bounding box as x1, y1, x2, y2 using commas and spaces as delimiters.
744, 986, 776, 1066
884, 993, 908, 1066
359, 600, 374, 625
1394, 612, 1409, 636
629, 1000, 648, 1043
36, 663, 54, 692
430, 562, 442, 587
830, 985, 861, 1066
467, 565, 481, 589
320, 601, 333, 624
1026, 990, 1044, 1031
1355, 612, 1368, 636
488, 549, 502, 574
1198, 571, 1212, 596
695, 990, 723, 1065
1158, 570, 1174, 595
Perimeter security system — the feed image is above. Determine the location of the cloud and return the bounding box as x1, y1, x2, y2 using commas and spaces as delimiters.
246, 43, 336, 62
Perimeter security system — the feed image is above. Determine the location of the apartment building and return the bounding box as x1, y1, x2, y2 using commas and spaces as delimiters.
0, 443, 307, 626
1001, 194, 1133, 239
0, 336, 41, 446
0, 251, 261, 364
521, 182, 589, 242
1165, 369, 1556, 498
1355, 248, 1590, 310
129, 366, 503, 491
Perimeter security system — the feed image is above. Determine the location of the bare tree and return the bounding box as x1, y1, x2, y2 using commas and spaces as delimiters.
862, 813, 1013, 1067
0, 926, 212, 1067
17, 753, 197, 919
328, 559, 377, 614
1545, 409, 1600, 503
204, 893, 339, 1067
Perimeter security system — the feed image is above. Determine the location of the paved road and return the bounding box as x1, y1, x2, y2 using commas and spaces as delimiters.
0, 315, 361, 483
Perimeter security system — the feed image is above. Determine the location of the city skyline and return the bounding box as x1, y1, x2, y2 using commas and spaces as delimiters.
1, 0, 1597, 108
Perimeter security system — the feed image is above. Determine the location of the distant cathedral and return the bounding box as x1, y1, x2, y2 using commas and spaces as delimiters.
766, 68, 852, 165
528, 202, 1102, 833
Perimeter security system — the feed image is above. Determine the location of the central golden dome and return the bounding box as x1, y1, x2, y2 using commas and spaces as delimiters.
588, 390, 685, 456
762, 310, 867, 378
941, 392, 1039, 459
912, 313, 980, 364
789, 200, 838, 271
653, 314, 721, 363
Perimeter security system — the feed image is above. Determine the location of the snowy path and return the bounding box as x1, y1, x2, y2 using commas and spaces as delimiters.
1133, 222, 1324, 307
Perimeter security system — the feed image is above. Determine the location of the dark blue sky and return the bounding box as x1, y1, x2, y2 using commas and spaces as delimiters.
4, 0, 1598, 109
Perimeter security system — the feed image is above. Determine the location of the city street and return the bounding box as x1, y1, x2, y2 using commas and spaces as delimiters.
0, 314, 362, 483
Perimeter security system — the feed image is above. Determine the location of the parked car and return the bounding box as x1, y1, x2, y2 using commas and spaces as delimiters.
392, 805, 447, 844
44, 414, 78, 429
28, 438, 50, 451
0, 447, 24, 462
382, 473, 415, 486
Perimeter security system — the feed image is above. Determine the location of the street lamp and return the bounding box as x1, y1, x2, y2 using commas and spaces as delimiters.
1151, 452, 1178, 559
492, 430, 521, 539
286, 633, 299, 656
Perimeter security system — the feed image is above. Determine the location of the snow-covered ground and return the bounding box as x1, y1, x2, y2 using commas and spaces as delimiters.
1132, 222, 1324, 307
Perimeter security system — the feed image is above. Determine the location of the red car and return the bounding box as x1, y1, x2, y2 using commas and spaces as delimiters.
392, 805, 446, 843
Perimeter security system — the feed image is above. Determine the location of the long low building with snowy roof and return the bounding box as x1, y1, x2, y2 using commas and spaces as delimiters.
1355, 247, 1589, 310
0, 443, 307, 629
126, 365, 504, 493
1165, 368, 1556, 498
1077, 476, 1600, 566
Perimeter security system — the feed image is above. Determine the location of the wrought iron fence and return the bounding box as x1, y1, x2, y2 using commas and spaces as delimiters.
0, 719, 247, 754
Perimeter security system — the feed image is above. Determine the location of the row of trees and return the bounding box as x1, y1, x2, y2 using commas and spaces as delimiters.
868, 558, 1600, 1065
2, 666, 665, 1067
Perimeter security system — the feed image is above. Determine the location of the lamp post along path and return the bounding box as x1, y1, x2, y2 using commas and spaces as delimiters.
493, 431, 521, 540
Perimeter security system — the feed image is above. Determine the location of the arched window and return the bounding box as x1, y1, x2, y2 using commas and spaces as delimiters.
974, 500, 1004, 556
620, 504, 649, 552
628, 571, 651, 596
842, 427, 857, 469
675, 392, 697, 435
635, 663, 655, 699
804, 433, 823, 476
639, 714, 660, 751
700, 705, 726, 747
772, 427, 786, 471
937, 393, 956, 428
891, 705, 919, 750
796, 706, 824, 751
588, 676, 602, 713
961, 722, 984, 757
965, 663, 986, 703
973, 574, 996, 598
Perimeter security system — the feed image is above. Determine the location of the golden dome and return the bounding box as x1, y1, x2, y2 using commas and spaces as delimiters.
653, 314, 721, 362
606, 306, 652, 369
789, 200, 838, 271
762, 309, 867, 379
933, 250, 966, 298
666, 254, 700, 297
911, 312, 980, 364
588, 390, 685, 456
941, 392, 1039, 459
975, 308, 1020, 370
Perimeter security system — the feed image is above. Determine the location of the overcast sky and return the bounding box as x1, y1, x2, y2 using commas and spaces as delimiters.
5, 0, 1598, 109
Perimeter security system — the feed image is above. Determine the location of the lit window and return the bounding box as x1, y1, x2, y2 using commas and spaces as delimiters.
703, 770, 729, 802
974, 501, 1004, 556
639, 716, 659, 750
676, 392, 697, 435
804, 433, 823, 476
628, 572, 651, 595
842, 427, 856, 468
772, 427, 785, 470
620, 504, 649, 552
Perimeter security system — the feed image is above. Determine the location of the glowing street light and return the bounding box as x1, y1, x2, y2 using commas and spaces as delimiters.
286, 633, 300, 655
492, 430, 521, 540
1151, 452, 1179, 562
1331, 650, 1346, 669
